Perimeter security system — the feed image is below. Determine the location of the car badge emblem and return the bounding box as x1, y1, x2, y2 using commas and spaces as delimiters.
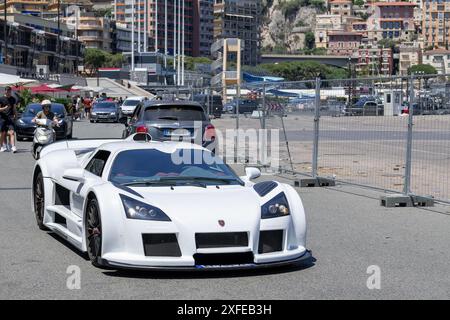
218, 220, 225, 227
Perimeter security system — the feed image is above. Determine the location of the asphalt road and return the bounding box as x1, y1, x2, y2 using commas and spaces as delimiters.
1, 120, 450, 299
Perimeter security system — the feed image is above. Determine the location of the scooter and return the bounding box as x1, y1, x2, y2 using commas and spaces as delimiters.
32, 118, 61, 160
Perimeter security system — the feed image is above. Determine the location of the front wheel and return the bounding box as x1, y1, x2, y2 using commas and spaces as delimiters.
85, 198, 103, 267
33, 172, 48, 230
32, 143, 41, 160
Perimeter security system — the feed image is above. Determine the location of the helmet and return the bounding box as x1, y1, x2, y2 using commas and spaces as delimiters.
41, 100, 51, 109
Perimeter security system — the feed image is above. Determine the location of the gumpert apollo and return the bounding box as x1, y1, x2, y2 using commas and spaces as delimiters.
32, 135, 311, 270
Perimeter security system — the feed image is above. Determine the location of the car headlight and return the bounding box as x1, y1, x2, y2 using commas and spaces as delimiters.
120, 194, 171, 221
18, 119, 25, 125
110, 112, 116, 115
261, 192, 290, 219
91, 112, 97, 115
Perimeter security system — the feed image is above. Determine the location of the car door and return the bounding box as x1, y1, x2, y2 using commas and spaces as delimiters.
69, 150, 112, 217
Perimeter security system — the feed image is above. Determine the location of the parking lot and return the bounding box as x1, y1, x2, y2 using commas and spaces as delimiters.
215, 113, 450, 202
1, 119, 450, 299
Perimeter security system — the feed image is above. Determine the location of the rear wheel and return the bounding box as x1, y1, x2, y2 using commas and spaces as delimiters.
85, 198, 103, 267
33, 172, 48, 230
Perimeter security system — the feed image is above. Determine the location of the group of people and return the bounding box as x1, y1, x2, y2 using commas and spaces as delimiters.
0, 89, 126, 155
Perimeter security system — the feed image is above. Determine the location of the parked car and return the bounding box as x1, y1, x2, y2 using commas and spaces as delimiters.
121, 96, 147, 117
121, 101, 216, 149
343, 101, 384, 116
15, 103, 73, 141
225, 99, 259, 114
192, 94, 223, 118
90, 101, 120, 123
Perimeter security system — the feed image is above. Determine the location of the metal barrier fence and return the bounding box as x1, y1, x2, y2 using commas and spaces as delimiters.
156, 74, 450, 204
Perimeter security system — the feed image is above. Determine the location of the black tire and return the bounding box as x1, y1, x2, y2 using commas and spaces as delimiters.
33, 172, 48, 230
85, 198, 103, 267
90, 120, 94, 123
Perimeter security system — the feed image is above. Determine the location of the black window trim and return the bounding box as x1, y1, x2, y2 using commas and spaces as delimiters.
85, 150, 111, 178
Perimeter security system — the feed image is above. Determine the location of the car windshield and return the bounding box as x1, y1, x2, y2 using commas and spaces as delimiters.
23, 104, 65, 117
123, 100, 141, 107
93, 102, 116, 110
109, 149, 242, 186
144, 105, 206, 121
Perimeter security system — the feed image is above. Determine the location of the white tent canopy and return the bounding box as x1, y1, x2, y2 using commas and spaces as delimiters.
0, 73, 36, 86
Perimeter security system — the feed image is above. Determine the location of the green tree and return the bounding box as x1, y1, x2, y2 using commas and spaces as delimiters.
259, 60, 345, 81
353, 0, 364, 6
184, 56, 212, 71
407, 64, 437, 75
84, 48, 108, 76
105, 53, 124, 68
377, 38, 397, 49
304, 31, 315, 50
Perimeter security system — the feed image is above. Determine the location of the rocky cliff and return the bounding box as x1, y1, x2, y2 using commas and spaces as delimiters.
261, 0, 326, 53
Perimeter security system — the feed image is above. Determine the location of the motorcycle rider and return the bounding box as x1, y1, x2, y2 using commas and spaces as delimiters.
32, 100, 58, 124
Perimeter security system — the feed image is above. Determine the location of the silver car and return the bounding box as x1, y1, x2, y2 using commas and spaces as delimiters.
90, 102, 120, 123
120, 101, 216, 150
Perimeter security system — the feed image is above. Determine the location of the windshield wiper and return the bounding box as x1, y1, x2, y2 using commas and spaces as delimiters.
157, 176, 243, 186
121, 178, 207, 188
122, 180, 178, 187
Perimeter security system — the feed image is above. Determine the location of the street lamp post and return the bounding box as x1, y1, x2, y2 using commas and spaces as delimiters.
348, 56, 352, 108
3, 0, 7, 64
57, 0, 61, 73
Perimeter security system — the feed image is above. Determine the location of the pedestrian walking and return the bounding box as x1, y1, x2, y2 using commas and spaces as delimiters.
0, 87, 18, 153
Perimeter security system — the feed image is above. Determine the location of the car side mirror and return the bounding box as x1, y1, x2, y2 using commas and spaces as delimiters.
118, 116, 128, 127
242, 167, 261, 181
62, 168, 85, 183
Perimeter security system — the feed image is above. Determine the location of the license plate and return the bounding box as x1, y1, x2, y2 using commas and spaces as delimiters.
164, 128, 191, 137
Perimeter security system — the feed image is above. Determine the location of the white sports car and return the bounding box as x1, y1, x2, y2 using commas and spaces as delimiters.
32, 134, 311, 270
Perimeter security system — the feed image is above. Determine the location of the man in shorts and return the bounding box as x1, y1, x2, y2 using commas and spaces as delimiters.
0, 87, 18, 153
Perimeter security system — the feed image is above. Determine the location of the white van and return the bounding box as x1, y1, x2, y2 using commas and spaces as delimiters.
120, 96, 146, 116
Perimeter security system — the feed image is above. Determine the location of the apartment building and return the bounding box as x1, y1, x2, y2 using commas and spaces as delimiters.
355, 46, 393, 76
114, 0, 196, 56
0, 14, 83, 74
327, 31, 363, 56
213, 0, 261, 66
69, 13, 112, 52
423, 49, 450, 74
0, 0, 49, 17
329, 0, 353, 17
399, 42, 422, 75
367, 2, 417, 43
315, 14, 347, 49
198, 0, 214, 57
112, 22, 152, 53
422, 0, 450, 49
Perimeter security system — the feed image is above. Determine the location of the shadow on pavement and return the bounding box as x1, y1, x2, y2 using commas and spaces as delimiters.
47, 232, 90, 261
101, 257, 316, 279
